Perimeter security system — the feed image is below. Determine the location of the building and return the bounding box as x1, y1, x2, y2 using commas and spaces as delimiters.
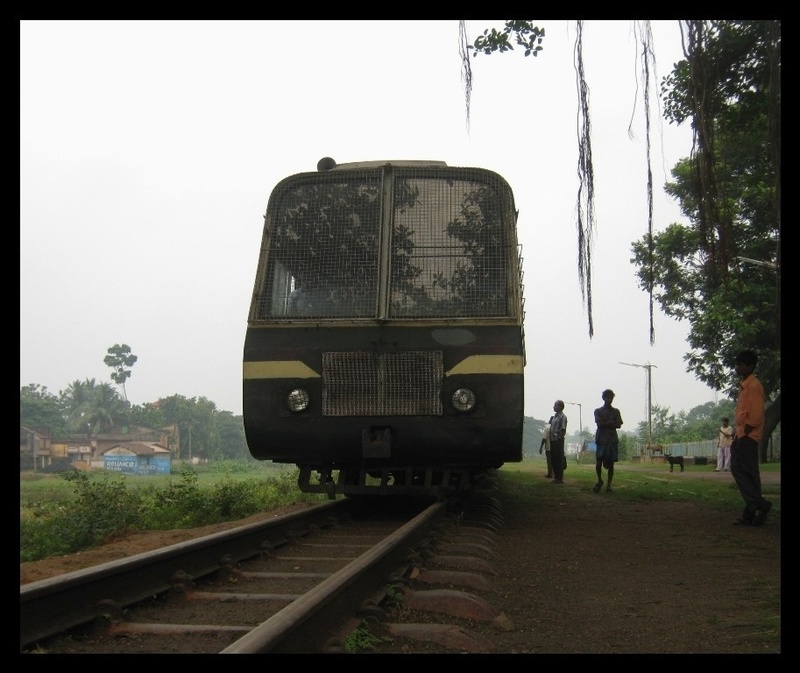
20, 425, 175, 473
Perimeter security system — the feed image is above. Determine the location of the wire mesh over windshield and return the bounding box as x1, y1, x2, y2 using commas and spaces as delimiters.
388, 168, 510, 318
252, 165, 517, 321
254, 171, 382, 319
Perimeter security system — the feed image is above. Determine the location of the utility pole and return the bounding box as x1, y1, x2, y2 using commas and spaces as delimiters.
565, 401, 582, 463
620, 361, 657, 460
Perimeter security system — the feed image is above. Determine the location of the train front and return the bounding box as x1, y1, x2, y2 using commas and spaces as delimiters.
243, 159, 525, 496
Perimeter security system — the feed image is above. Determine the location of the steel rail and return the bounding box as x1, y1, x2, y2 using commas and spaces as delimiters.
221, 499, 447, 653
20, 500, 347, 650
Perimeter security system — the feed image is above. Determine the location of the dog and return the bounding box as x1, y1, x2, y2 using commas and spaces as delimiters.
665, 454, 685, 472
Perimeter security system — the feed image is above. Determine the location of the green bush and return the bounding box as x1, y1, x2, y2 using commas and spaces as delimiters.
20, 461, 324, 562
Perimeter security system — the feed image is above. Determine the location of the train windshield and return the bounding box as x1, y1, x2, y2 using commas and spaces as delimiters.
251, 165, 519, 321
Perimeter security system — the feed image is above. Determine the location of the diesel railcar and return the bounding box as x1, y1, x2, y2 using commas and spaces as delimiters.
243, 157, 526, 496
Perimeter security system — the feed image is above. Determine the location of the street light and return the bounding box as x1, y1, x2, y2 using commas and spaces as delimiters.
736, 256, 778, 269
565, 402, 582, 462
620, 361, 657, 460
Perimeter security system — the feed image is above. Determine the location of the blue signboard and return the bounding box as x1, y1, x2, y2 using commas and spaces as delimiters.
103, 455, 171, 475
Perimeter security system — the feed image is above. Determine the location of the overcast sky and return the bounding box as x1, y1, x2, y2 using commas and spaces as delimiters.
20, 19, 722, 434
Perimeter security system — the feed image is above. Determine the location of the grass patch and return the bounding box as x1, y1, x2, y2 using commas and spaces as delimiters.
344, 621, 393, 653
20, 459, 779, 565
500, 459, 779, 509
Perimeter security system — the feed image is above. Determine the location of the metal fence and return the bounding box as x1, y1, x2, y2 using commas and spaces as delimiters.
644, 436, 781, 462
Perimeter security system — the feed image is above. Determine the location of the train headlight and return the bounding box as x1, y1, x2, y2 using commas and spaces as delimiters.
287, 388, 310, 412
451, 388, 476, 413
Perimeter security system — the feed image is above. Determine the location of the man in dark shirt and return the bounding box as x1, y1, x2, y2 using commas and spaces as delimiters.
549, 400, 568, 484
593, 389, 623, 493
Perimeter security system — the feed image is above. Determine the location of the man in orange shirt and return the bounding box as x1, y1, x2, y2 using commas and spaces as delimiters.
731, 350, 771, 526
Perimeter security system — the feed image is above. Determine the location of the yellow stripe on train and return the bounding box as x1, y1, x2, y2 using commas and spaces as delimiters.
244, 354, 524, 381
446, 355, 524, 376
243, 361, 320, 380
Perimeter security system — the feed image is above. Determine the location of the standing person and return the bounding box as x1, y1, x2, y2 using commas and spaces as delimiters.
731, 350, 771, 526
593, 389, 623, 493
549, 400, 567, 483
539, 419, 553, 478
715, 417, 734, 471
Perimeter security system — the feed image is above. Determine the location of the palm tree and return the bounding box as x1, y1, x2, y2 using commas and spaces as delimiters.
61, 378, 127, 439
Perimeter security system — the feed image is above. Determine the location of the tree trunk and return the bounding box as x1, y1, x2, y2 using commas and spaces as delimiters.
760, 391, 781, 463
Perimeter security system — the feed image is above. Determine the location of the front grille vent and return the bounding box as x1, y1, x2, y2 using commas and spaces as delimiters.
322, 351, 443, 416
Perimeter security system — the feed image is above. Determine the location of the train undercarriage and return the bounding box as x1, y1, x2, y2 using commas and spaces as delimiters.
298, 464, 494, 498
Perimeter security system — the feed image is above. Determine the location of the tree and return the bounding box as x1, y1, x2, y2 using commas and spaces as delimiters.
59, 378, 128, 439
458, 20, 780, 460
215, 410, 249, 460
632, 20, 780, 461
129, 402, 167, 434
103, 344, 138, 403
20, 384, 70, 437
631, 401, 736, 445
131, 397, 247, 461
664, 21, 781, 288
154, 394, 219, 461
61, 378, 98, 437
22, 380, 250, 463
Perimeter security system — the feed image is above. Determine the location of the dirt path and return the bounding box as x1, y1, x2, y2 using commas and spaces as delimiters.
369, 464, 781, 654
483, 469, 781, 654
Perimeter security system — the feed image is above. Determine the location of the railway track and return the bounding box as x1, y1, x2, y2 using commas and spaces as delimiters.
21, 481, 510, 654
